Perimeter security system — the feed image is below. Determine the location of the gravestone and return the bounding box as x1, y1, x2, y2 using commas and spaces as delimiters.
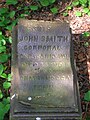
10, 19, 81, 120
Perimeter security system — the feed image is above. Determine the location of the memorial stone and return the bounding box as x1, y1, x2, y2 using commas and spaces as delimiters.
10, 19, 81, 120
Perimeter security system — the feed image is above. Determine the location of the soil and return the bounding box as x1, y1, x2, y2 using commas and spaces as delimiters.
67, 7, 90, 119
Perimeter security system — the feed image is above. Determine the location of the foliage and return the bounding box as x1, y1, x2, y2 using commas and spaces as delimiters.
84, 90, 90, 119
29, 0, 58, 14
83, 32, 90, 37
0, 7, 16, 30
30, 6, 38, 11
3, 81, 11, 90
0, 64, 4, 75
84, 42, 89, 47
84, 90, 90, 102
73, 0, 90, 16
72, 0, 90, 7
6, 0, 18, 5
0, 3, 13, 120
86, 115, 90, 120
65, 0, 90, 16
0, 97, 10, 120
0, 54, 8, 63
63, 12, 68, 16
39, 0, 56, 7
50, 7, 58, 14
75, 11, 82, 16
0, 90, 3, 99
83, 8, 89, 14
82, 32, 90, 47
72, 1, 79, 6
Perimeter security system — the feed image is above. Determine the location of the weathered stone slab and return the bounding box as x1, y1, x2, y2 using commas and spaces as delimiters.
10, 19, 81, 120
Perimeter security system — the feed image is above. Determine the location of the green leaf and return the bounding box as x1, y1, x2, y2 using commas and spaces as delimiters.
84, 42, 89, 47
0, 73, 7, 79
24, 11, 29, 15
88, 0, 90, 6
0, 54, 8, 63
6, 97, 10, 103
3, 19, 11, 25
0, 64, 4, 75
39, 0, 49, 6
0, 46, 6, 53
63, 12, 68, 16
3, 104, 10, 114
0, 102, 4, 108
86, 115, 90, 120
0, 108, 4, 120
0, 16, 5, 22
83, 8, 89, 13
0, 98, 10, 118
0, 22, 5, 27
50, 7, 58, 14
24, 6, 29, 10
0, 112, 4, 120
8, 36, 12, 43
3, 81, 11, 90
5, 21, 16, 31
0, 34, 3, 40
83, 32, 90, 37
79, 0, 87, 5
3, 97, 10, 105
3, 66, 7, 71
88, 11, 90, 16
30, 5, 38, 11
75, 11, 82, 16
84, 90, 90, 101
6, 0, 18, 5
1, 39, 6, 45
49, 0, 56, 4
72, 0, 80, 6
0, 90, 3, 99
66, 6, 72, 10
9, 11, 15, 18
8, 74, 12, 81
0, 31, 2, 36
0, 8, 8, 14
5, 25, 13, 31
20, 14, 25, 18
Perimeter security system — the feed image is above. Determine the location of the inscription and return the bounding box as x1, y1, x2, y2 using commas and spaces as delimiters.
33, 85, 54, 90
23, 45, 62, 51
19, 53, 69, 59
16, 20, 76, 110
21, 75, 71, 81
19, 35, 69, 42
21, 62, 64, 68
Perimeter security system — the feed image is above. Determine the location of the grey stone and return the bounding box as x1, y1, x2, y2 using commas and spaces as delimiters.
10, 19, 81, 120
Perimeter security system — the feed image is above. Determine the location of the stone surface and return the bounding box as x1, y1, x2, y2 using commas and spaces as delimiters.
10, 20, 81, 120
